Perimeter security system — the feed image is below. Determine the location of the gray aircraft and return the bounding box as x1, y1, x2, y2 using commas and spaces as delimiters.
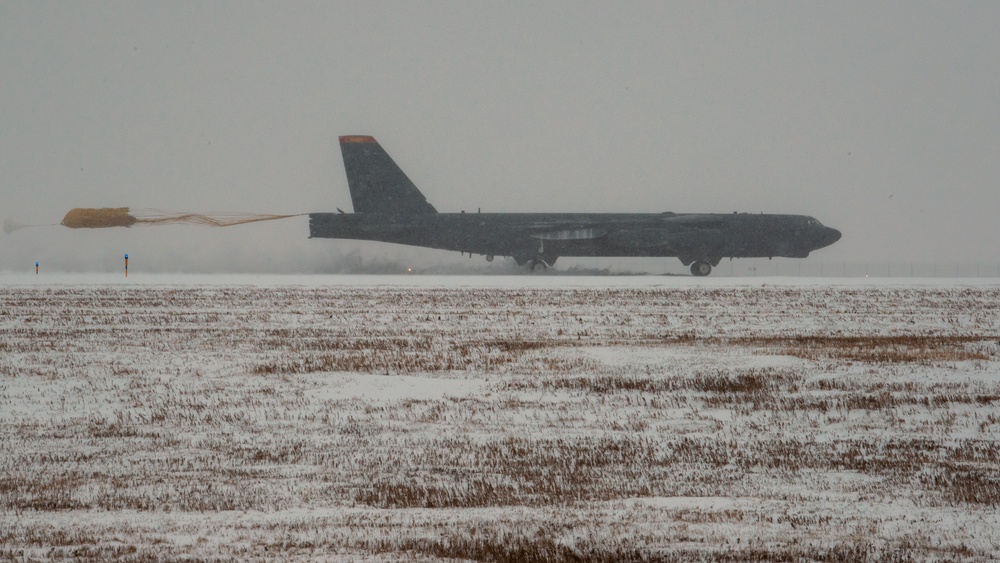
309, 136, 841, 275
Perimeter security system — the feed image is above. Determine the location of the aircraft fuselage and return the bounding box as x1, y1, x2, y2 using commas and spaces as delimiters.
309, 211, 842, 268
310, 135, 842, 275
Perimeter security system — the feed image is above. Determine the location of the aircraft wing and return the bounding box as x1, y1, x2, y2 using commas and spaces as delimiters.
530, 228, 608, 241
503, 218, 612, 241
658, 214, 728, 230
518, 215, 723, 242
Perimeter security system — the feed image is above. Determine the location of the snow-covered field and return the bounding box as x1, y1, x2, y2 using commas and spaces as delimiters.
2, 274, 999, 561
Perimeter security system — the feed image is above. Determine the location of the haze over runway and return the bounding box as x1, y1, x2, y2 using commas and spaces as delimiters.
2, 2, 998, 273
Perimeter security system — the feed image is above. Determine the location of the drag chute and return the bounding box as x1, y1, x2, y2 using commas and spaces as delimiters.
5, 208, 304, 235
59, 208, 304, 229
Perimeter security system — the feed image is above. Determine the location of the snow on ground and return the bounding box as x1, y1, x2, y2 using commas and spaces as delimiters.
5, 271, 1000, 288
1, 274, 999, 560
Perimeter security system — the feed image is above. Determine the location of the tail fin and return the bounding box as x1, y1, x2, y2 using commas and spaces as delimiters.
339, 136, 437, 215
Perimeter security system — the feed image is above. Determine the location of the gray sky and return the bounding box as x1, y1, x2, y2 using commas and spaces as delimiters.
2, 1, 999, 273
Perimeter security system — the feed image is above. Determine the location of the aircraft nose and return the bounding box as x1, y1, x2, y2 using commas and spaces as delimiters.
819, 227, 841, 248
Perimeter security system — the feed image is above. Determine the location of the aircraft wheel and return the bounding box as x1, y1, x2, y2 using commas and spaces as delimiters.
486, 255, 494, 262
530, 260, 548, 272
690, 261, 712, 276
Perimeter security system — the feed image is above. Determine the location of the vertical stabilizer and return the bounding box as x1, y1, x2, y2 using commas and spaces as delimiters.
339, 136, 437, 215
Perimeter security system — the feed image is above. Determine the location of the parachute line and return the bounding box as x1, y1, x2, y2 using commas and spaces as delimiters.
4, 218, 56, 235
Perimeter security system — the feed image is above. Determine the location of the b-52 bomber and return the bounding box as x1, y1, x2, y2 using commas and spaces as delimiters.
309, 136, 841, 276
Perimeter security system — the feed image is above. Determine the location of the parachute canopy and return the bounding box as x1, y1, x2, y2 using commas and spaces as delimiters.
61, 208, 137, 229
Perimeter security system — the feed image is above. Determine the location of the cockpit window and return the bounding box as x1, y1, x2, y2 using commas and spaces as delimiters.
806, 218, 822, 226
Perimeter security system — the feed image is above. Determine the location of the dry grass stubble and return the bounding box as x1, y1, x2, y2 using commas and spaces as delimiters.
1, 284, 999, 560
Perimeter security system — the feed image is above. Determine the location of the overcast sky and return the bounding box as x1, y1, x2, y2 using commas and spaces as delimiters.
2, 1, 998, 273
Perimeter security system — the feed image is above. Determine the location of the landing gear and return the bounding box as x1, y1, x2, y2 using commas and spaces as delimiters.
527, 256, 557, 272
513, 251, 557, 272
485, 255, 494, 262
690, 261, 712, 276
